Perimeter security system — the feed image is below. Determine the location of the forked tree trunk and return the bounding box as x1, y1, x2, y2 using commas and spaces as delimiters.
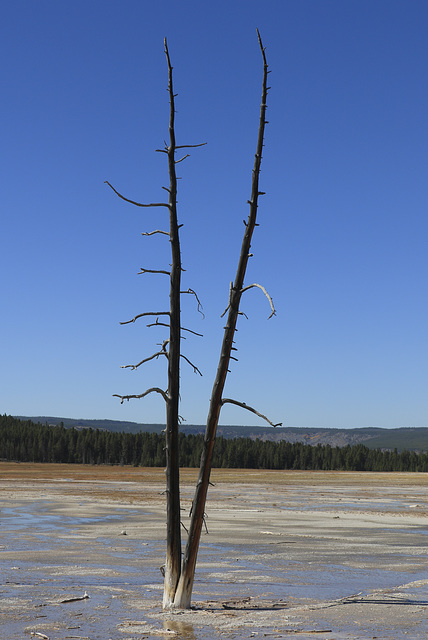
173, 30, 269, 609
108, 33, 271, 611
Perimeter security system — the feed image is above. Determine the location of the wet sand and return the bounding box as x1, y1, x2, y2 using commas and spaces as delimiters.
0, 464, 427, 639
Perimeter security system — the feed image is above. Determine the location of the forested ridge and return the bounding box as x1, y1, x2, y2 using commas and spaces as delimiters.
1, 414, 428, 471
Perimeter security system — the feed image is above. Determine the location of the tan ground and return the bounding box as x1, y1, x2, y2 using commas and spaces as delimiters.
0, 463, 427, 639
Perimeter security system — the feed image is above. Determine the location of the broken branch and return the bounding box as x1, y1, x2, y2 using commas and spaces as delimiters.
59, 591, 90, 604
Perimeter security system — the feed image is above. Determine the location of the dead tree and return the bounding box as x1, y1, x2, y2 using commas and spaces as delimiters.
106, 39, 205, 609
107, 31, 278, 610
173, 29, 280, 609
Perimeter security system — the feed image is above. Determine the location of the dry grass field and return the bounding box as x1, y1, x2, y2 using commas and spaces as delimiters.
2, 460, 428, 490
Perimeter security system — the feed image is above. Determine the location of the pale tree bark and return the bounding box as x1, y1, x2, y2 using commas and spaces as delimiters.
173, 29, 275, 609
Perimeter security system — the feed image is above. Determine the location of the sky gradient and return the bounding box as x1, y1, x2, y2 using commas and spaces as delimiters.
2, 1, 428, 428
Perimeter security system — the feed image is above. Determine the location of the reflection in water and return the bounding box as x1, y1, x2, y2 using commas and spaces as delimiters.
163, 618, 196, 639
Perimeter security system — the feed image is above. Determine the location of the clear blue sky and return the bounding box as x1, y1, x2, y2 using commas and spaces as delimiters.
2, 1, 427, 428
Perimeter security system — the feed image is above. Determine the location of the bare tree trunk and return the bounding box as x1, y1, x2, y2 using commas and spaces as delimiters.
162, 38, 182, 610
173, 30, 269, 609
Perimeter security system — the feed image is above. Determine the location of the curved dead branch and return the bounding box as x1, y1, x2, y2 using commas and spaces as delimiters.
241, 283, 276, 318
105, 181, 170, 209
220, 398, 282, 427
113, 387, 168, 404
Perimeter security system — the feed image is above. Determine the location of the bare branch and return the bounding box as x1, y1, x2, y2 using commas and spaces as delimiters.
181, 326, 203, 337
220, 398, 282, 427
181, 354, 203, 376
175, 154, 190, 164
147, 319, 170, 329
105, 181, 170, 209
176, 143, 207, 149
113, 387, 168, 404
241, 283, 276, 318
138, 268, 171, 276
203, 514, 209, 534
141, 230, 170, 237
148, 320, 200, 337
120, 311, 170, 326
146, 318, 202, 337
181, 288, 205, 318
121, 349, 168, 371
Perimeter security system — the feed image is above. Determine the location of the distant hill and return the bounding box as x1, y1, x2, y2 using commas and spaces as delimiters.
14, 416, 428, 452
15, 416, 166, 434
